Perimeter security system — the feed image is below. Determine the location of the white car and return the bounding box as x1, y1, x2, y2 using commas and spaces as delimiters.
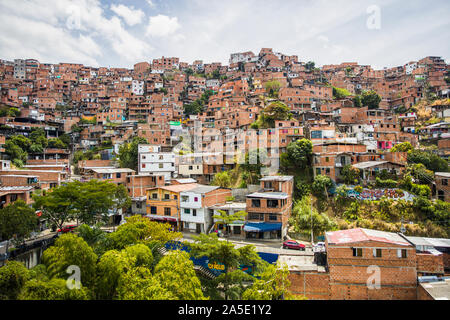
313, 242, 326, 252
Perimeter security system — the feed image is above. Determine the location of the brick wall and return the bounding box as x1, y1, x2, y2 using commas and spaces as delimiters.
327, 241, 418, 299
416, 253, 445, 275
288, 272, 330, 300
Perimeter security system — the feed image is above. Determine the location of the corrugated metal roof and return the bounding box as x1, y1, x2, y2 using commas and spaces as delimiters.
352, 161, 388, 169
149, 183, 199, 193
260, 176, 294, 182
326, 228, 411, 246
91, 168, 135, 174
406, 236, 450, 248
247, 192, 288, 200
188, 185, 221, 194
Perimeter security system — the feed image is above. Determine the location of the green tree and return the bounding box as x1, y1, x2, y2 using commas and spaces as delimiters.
213, 210, 247, 238
353, 95, 362, 107
189, 233, 262, 300
117, 267, 174, 300
333, 87, 351, 100
42, 233, 97, 288
407, 149, 449, 172
33, 182, 81, 231
260, 101, 291, 128
407, 163, 434, 185
154, 250, 206, 300
0, 200, 38, 248
361, 90, 382, 109
95, 249, 135, 299
285, 139, 313, 171
107, 215, 182, 250
118, 136, 148, 171
340, 165, 360, 184
311, 175, 333, 199
5, 135, 32, 165
211, 171, 232, 188
305, 61, 315, 71
390, 142, 413, 153
264, 80, 281, 98
290, 197, 337, 237
124, 244, 154, 269
0, 261, 30, 300
19, 278, 90, 300
242, 263, 292, 300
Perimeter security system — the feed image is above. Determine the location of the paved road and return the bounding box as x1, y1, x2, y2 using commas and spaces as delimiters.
181, 232, 314, 256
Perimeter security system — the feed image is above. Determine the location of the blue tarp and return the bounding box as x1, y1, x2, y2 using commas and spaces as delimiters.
243, 223, 282, 233
164, 241, 279, 276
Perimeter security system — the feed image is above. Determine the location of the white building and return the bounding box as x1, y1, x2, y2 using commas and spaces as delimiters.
180, 185, 230, 234
132, 80, 144, 95
14, 59, 26, 79
138, 145, 175, 180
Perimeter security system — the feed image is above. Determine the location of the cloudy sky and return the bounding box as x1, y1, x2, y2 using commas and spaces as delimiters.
0, 0, 448, 69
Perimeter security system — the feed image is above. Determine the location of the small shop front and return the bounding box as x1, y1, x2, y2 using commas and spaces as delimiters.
244, 222, 282, 240
145, 214, 179, 231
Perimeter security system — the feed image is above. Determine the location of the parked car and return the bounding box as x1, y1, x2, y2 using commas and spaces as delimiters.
282, 240, 306, 251
57, 225, 77, 233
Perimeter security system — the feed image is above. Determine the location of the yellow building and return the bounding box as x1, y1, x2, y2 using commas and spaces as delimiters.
146, 183, 198, 230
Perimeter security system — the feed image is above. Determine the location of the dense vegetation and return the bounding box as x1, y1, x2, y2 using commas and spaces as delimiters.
0, 216, 302, 300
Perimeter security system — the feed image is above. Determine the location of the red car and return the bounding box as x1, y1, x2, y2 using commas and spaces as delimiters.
283, 240, 306, 251
58, 225, 77, 233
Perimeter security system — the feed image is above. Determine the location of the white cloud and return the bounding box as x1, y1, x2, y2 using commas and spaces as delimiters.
110, 4, 145, 26
147, 0, 155, 8
0, 0, 152, 66
146, 14, 180, 37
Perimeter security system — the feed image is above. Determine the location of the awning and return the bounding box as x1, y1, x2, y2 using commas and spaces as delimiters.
244, 223, 282, 233
146, 215, 178, 222
228, 223, 245, 227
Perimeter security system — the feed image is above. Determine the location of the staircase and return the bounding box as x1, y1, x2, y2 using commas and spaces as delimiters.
194, 265, 216, 279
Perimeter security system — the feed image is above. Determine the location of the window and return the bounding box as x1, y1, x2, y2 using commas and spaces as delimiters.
193, 209, 197, 217
373, 249, 382, 258
397, 249, 407, 258
251, 199, 261, 208
164, 194, 170, 200
184, 208, 190, 214
249, 213, 264, 221
181, 196, 189, 202
150, 206, 157, 214
116, 173, 121, 178
152, 193, 158, 199
174, 195, 178, 200
325, 157, 329, 162
442, 179, 448, 186
269, 214, 278, 221
194, 197, 198, 202
159, 163, 164, 169
267, 199, 278, 208
352, 248, 363, 257
164, 207, 171, 216
10, 194, 18, 202
136, 202, 142, 209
